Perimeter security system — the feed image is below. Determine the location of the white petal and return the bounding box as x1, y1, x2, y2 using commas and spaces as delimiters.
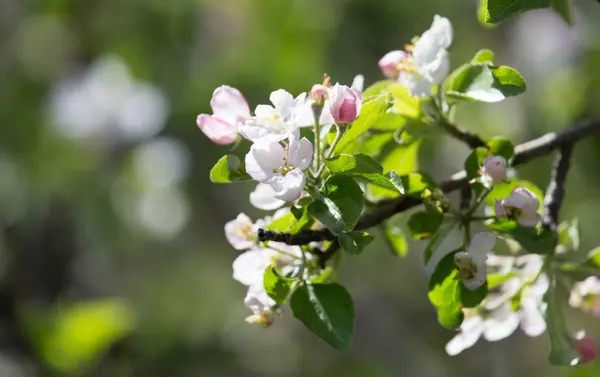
224, 213, 255, 250
196, 115, 238, 145
244, 284, 276, 312
494, 200, 507, 217
288, 136, 314, 170
399, 72, 433, 97
517, 213, 541, 227
268, 169, 306, 202
270, 89, 295, 120
351, 75, 364, 92
445, 316, 484, 355
232, 249, 272, 286
245, 140, 286, 182
468, 233, 496, 264
249, 183, 285, 211
483, 304, 520, 341
210, 85, 250, 124
463, 265, 487, 291
430, 15, 453, 49
520, 297, 547, 337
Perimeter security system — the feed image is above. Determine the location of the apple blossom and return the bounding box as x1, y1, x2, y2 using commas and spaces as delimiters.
455, 232, 495, 290
244, 284, 277, 327
224, 213, 269, 250
196, 85, 250, 145
379, 15, 453, 97
245, 129, 313, 202
232, 242, 303, 287
249, 183, 285, 211
494, 187, 541, 227
569, 276, 600, 316
480, 155, 507, 187
328, 83, 363, 124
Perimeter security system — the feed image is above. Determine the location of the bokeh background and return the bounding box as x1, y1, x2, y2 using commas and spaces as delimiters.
1, 0, 600, 376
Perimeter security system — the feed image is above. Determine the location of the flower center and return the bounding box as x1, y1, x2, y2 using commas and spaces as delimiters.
506, 207, 523, 220
455, 254, 478, 280
237, 224, 255, 240
273, 165, 295, 176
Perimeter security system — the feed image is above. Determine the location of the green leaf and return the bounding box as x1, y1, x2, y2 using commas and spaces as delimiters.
268, 206, 314, 233
588, 247, 600, 269
551, 0, 572, 24
460, 281, 489, 308
382, 223, 408, 257
369, 142, 420, 199
335, 95, 388, 153
472, 49, 495, 64
428, 252, 464, 329
446, 63, 526, 103
28, 299, 135, 374
464, 147, 488, 181
484, 0, 552, 24
389, 83, 421, 118
424, 218, 459, 263
407, 211, 443, 240
371, 111, 407, 131
486, 180, 545, 208
209, 155, 252, 183
387, 171, 436, 196
545, 274, 580, 366
324, 154, 398, 191
488, 220, 555, 254
263, 266, 294, 304
290, 283, 355, 350
487, 272, 518, 289
487, 136, 515, 160
307, 175, 364, 236
556, 218, 580, 254
338, 231, 374, 255
362, 80, 393, 100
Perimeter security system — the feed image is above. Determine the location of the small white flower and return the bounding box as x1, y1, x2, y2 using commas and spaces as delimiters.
244, 284, 277, 327
224, 213, 268, 250
245, 129, 313, 202
494, 187, 542, 227
379, 15, 453, 97
480, 155, 507, 187
569, 276, 600, 317
249, 183, 285, 211
232, 242, 302, 287
455, 233, 495, 291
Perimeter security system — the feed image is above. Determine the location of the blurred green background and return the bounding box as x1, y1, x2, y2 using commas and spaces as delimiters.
1, 0, 600, 376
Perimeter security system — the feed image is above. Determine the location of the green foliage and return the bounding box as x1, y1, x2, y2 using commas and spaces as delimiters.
486, 180, 545, 208
387, 171, 436, 196
407, 211, 443, 240
465, 147, 489, 181
324, 154, 397, 190
369, 142, 421, 199
362, 80, 393, 100
290, 283, 354, 350
268, 204, 314, 233
428, 252, 464, 329
545, 274, 580, 366
487, 220, 555, 254
482, 0, 552, 24
209, 155, 252, 183
381, 223, 408, 257
263, 266, 295, 304
445, 63, 526, 103
27, 299, 135, 374
335, 94, 389, 153
472, 49, 495, 64
551, 0, 572, 24
556, 218, 580, 254
460, 282, 488, 308
339, 231, 375, 254
307, 175, 364, 235
424, 218, 459, 263
389, 83, 421, 118
487, 136, 515, 160
487, 273, 518, 288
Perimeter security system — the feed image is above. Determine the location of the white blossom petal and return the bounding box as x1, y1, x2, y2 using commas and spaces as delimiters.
245, 140, 286, 182
519, 296, 547, 337
244, 284, 276, 313
287, 132, 313, 170
232, 248, 274, 286
210, 85, 251, 124
224, 213, 256, 250
270, 89, 295, 120
249, 183, 285, 211
483, 304, 520, 341
445, 315, 484, 355
468, 232, 496, 265
196, 114, 238, 145
268, 169, 306, 202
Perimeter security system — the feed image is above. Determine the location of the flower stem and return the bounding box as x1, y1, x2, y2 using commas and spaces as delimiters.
312, 105, 322, 174
317, 123, 345, 177
466, 188, 491, 217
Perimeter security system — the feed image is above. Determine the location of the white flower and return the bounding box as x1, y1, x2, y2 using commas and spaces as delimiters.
249, 183, 285, 211
244, 284, 277, 327
196, 86, 250, 145
245, 129, 313, 202
455, 233, 495, 291
232, 242, 302, 287
446, 254, 548, 355
224, 213, 269, 250
480, 155, 507, 187
239, 90, 322, 142
379, 15, 452, 97
569, 276, 600, 317
494, 187, 542, 227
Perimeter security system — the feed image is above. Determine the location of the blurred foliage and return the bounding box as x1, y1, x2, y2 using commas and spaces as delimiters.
0, 0, 600, 376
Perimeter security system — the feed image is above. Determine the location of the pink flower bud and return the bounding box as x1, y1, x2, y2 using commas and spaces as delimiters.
480, 155, 507, 186
328, 83, 362, 124
575, 335, 597, 365
378, 50, 408, 79
310, 84, 329, 103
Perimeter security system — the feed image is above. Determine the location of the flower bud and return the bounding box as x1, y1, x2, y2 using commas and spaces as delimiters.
328, 83, 362, 124
480, 155, 507, 187
378, 50, 408, 79
495, 187, 541, 227
573, 333, 597, 365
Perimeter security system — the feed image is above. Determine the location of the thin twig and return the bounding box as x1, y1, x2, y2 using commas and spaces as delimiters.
258, 118, 600, 254
542, 144, 574, 233
437, 118, 486, 149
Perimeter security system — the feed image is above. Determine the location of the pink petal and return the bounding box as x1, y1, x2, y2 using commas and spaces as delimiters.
210, 85, 251, 124
196, 114, 238, 145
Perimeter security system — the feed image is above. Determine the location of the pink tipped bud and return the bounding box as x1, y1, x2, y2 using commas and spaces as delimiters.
480, 155, 507, 186
378, 50, 409, 79
575, 335, 597, 365
328, 84, 362, 124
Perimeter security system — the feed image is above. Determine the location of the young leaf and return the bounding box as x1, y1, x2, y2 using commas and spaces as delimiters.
362, 80, 393, 100
487, 220, 555, 254
387, 171, 436, 196
464, 147, 489, 181
290, 283, 355, 350
556, 218, 580, 255
484, 0, 552, 24
487, 136, 515, 160
209, 155, 252, 183
338, 231, 374, 255
487, 273, 518, 289
307, 175, 364, 236
335, 94, 389, 153
472, 49, 495, 64
545, 275, 580, 366
424, 218, 460, 263
263, 266, 294, 304
388, 83, 421, 118
268, 207, 313, 233
324, 154, 398, 191
486, 180, 545, 208
428, 252, 464, 329
460, 281, 489, 308
407, 211, 443, 240
446, 63, 526, 103
382, 223, 408, 257
551, 0, 572, 25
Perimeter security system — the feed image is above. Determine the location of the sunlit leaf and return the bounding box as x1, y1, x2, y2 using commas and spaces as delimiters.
209, 155, 252, 183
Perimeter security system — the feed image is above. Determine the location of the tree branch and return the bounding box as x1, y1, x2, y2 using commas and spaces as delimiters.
542, 144, 574, 233
437, 119, 486, 149
258, 117, 600, 257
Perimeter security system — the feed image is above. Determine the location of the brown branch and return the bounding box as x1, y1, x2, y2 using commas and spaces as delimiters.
437, 119, 486, 149
258, 117, 600, 257
542, 144, 574, 233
